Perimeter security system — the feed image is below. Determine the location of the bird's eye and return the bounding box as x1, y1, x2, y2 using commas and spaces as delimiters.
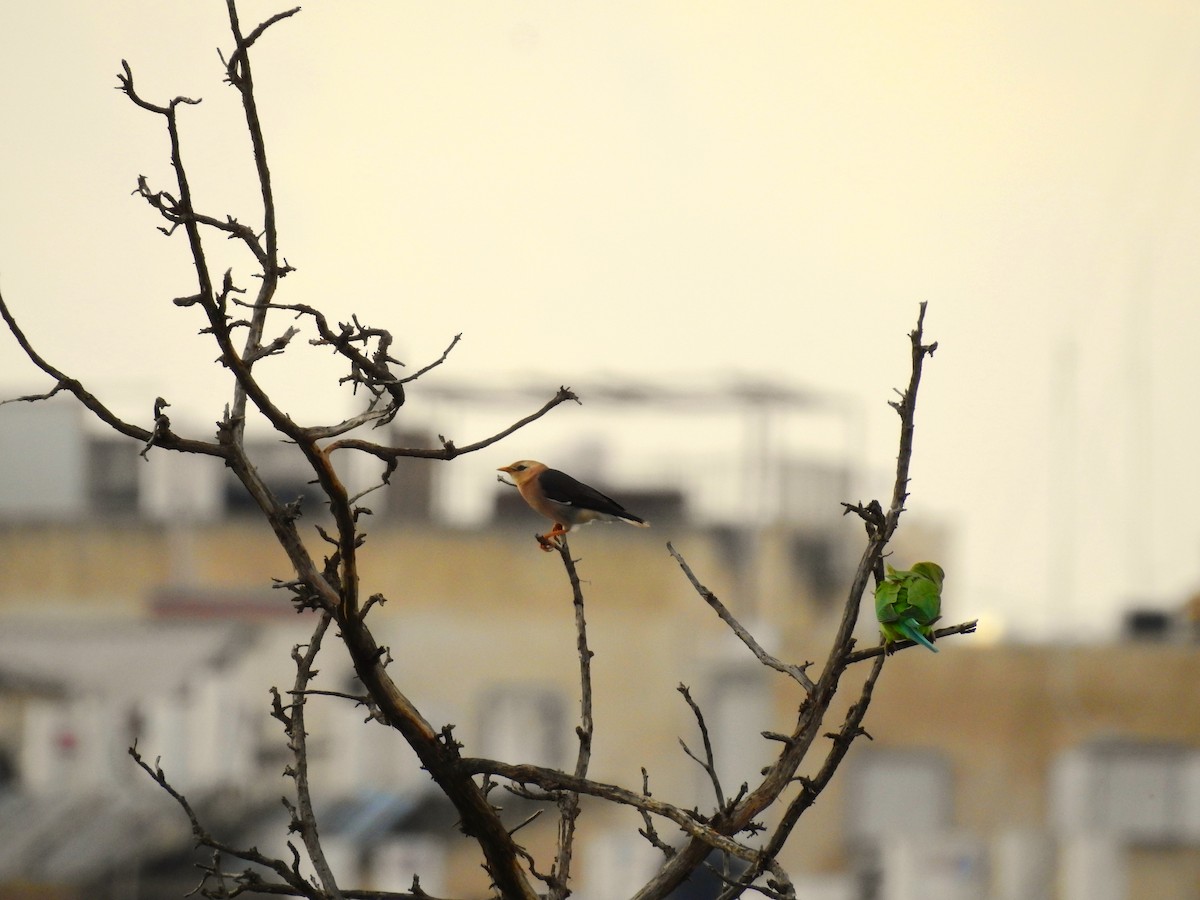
514, 464, 526, 471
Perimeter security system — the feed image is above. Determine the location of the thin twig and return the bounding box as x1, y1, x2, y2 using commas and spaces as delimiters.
227, 296, 407, 424
289, 688, 372, 704
196, 873, 451, 900
844, 619, 979, 664
223, 0, 292, 444
459, 757, 763, 866
397, 332, 463, 384
128, 744, 317, 898
324, 386, 581, 458
0, 290, 225, 458
637, 768, 675, 858
548, 537, 593, 899
677, 685, 727, 813
279, 612, 344, 899
668, 543, 815, 693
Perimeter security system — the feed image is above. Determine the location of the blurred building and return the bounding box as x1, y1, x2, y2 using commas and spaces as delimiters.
0, 400, 1198, 899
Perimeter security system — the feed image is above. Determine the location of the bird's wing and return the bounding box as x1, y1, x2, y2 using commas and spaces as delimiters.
539, 468, 638, 520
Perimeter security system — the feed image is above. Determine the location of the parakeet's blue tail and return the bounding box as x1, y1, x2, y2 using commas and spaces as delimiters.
897, 618, 938, 653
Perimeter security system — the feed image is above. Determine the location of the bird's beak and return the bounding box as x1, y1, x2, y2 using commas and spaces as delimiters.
497, 465, 513, 474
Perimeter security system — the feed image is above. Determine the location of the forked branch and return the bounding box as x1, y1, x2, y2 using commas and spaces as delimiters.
626, 303, 953, 900
1, 1, 964, 895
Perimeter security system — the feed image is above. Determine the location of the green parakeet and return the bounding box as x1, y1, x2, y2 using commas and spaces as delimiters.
874, 561, 944, 653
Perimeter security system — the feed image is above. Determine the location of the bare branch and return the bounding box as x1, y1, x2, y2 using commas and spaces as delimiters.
116, 59, 200, 115
844, 619, 979, 664
225, 6, 302, 77
139, 396, 172, 459
210, 873, 444, 899
325, 386, 581, 459
717, 654, 887, 900
115, 13, 544, 892
677, 685, 727, 813
397, 333, 462, 384
637, 769, 675, 858
228, 297, 407, 426
884, 301, 937, 533
668, 543, 814, 693
279, 613, 343, 898
548, 539, 593, 899
460, 758, 757, 863
244, 325, 301, 364
630, 303, 946, 900
0, 290, 225, 458
223, 0, 288, 446
5, 0, 964, 893
129, 744, 318, 898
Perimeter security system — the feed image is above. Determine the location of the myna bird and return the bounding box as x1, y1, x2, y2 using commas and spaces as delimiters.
498, 460, 649, 550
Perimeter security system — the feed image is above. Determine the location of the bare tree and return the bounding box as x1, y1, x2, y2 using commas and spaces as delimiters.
0, 4, 975, 899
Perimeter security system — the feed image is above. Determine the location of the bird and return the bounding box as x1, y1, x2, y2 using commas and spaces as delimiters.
497, 460, 649, 550
874, 561, 944, 653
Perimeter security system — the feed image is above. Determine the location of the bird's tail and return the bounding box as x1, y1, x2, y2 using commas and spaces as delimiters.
897, 618, 938, 653
621, 514, 650, 528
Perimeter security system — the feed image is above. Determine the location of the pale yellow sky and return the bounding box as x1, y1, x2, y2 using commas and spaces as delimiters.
3, 2, 1199, 639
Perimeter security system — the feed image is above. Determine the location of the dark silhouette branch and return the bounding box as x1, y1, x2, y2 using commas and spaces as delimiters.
2, 1, 963, 893
325, 386, 581, 460
397, 332, 463, 384
0, 289, 225, 458
226, 298, 408, 426
116, 7, 545, 897
225, 5, 302, 73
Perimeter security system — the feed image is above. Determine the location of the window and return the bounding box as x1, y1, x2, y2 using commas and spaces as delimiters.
86, 438, 140, 515
1052, 742, 1197, 845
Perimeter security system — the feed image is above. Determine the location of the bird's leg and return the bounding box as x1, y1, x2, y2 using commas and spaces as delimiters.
536, 523, 568, 552
878, 630, 896, 655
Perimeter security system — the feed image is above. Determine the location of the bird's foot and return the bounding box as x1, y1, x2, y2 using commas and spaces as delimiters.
536, 531, 566, 552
